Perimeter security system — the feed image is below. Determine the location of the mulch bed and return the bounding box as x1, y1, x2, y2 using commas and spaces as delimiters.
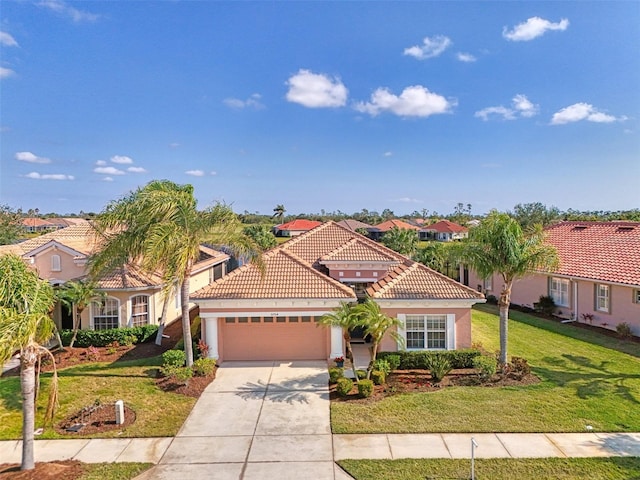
55, 403, 137, 436
155, 368, 217, 398
0, 461, 86, 480
330, 369, 540, 403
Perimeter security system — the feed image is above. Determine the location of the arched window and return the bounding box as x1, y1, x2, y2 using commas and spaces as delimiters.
130, 295, 149, 327
92, 297, 120, 330
51, 254, 61, 272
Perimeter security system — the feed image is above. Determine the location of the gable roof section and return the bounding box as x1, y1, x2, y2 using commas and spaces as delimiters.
275, 219, 322, 231
368, 261, 484, 300
375, 219, 420, 232
320, 237, 402, 263
78, 264, 164, 290
544, 221, 640, 286
192, 248, 356, 300
12, 223, 99, 256
336, 219, 377, 232
421, 220, 468, 233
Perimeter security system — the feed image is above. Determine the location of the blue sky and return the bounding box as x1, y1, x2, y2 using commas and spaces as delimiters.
1, 1, 638, 216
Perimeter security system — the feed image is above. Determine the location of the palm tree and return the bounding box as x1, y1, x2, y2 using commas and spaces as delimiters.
90, 180, 263, 366
58, 279, 103, 348
458, 211, 558, 364
414, 241, 448, 271
318, 302, 360, 382
243, 224, 277, 251
353, 299, 402, 379
0, 254, 58, 470
272, 204, 286, 223
381, 226, 418, 257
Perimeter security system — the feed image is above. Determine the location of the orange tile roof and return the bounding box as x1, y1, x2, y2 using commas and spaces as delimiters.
192, 248, 356, 300
421, 220, 468, 233
89, 265, 164, 290
275, 219, 322, 231
375, 219, 420, 232
544, 221, 640, 286
16, 223, 99, 256
368, 261, 484, 300
193, 221, 483, 302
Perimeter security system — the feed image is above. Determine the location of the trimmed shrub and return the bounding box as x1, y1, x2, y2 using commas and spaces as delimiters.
356, 369, 367, 380
336, 377, 353, 397
192, 358, 216, 377
485, 294, 498, 305
535, 295, 556, 316
385, 354, 401, 372
473, 355, 497, 381
372, 359, 391, 376
60, 325, 158, 347
170, 366, 193, 384
616, 322, 633, 339
426, 355, 451, 383
357, 379, 374, 398
162, 349, 186, 369
505, 356, 531, 378
329, 367, 344, 384
371, 370, 386, 385
377, 349, 481, 370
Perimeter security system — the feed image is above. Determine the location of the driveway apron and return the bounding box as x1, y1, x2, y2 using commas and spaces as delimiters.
138, 360, 343, 480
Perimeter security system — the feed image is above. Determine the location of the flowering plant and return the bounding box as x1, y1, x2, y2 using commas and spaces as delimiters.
333, 356, 345, 363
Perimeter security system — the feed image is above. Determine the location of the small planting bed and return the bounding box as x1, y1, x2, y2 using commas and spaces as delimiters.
56, 402, 136, 435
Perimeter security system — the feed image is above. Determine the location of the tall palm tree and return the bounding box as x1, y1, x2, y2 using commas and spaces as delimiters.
0, 254, 58, 471
353, 299, 402, 379
58, 279, 103, 348
458, 211, 558, 364
243, 224, 277, 251
381, 226, 418, 257
318, 302, 360, 382
272, 204, 286, 223
90, 180, 263, 366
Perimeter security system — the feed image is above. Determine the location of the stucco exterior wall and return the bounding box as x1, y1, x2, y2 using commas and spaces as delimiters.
32, 247, 86, 283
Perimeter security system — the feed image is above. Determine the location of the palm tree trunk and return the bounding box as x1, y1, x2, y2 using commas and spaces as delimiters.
155, 294, 170, 346
20, 348, 37, 470
181, 276, 194, 367
498, 283, 512, 365
343, 330, 359, 384
366, 341, 380, 379
68, 307, 83, 349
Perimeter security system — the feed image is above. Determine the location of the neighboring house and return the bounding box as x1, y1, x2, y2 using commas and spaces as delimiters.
371, 219, 420, 241
464, 221, 640, 335
336, 219, 380, 237
0, 223, 229, 331
47, 217, 89, 229
273, 219, 322, 237
420, 220, 469, 242
22, 217, 60, 233
192, 221, 484, 362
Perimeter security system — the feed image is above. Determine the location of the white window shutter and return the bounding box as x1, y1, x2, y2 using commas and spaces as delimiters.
397, 314, 406, 351
446, 314, 456, 350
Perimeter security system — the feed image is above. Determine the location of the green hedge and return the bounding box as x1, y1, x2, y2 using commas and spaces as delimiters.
377, 349, 481, 370
60, 325, 159, 347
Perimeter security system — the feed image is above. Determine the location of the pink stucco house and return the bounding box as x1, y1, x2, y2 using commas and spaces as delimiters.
192, 221, 484, 362
464, 221, 640, 335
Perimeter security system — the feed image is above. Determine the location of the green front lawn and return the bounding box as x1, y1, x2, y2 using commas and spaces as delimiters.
0, 356, 196, 439
338, 458, 640, 480
331, 305, 640, 433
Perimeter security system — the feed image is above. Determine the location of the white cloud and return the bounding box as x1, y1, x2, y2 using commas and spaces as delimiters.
127, 166, 147, 173
503, 17, 569, 42
169, 142, 180, 148
383, 151, 393, 157
0, 67, 16, 79
403, 35, 451, 60
223, 93, 264, 109
38, 0, 100, 23
15, 151, 51, 164
185, 169, 205, 177
24, 172, 74, 180
210, 171, 217, 176
95, 160, 107, 166
102, 176, 114, 182
285, 69, 348, 108
475, 94, 538, 121
0, 32, 19, 47
394, 197, 422, 203
550, 102, 622, 125
110, 155, 133, 164
456, 52, 476, 63
354, 85, 454, 118
94, 166, 125, 175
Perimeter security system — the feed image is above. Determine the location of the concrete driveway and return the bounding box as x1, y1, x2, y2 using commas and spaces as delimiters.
137, 360, 351, 480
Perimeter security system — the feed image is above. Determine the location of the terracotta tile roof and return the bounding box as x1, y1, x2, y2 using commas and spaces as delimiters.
275, 219, 322, 231
22, 217, 58, 228
15, 223, 100, 256
421, 220, 468, 233
320, 238, 402, 263
368, 261, 484, 300
336, 219, 377, 232
192, 248, 356, 300
544, 221, 640, 286
375, 219, 420, 232
90, 265, 163, 290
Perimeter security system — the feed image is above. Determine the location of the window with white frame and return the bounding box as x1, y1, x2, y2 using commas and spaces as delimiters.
405, 315, 447, 350
483, 276, 492, 291
634, 289, 640, 304
92, 297, 119, 330
51, 254, 61, 272
549, 277, 570, 307
595, 284, 610, 313
130, 295, 149, 327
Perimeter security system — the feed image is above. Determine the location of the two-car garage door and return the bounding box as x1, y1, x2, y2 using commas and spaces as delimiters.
220, 315, 328, 361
